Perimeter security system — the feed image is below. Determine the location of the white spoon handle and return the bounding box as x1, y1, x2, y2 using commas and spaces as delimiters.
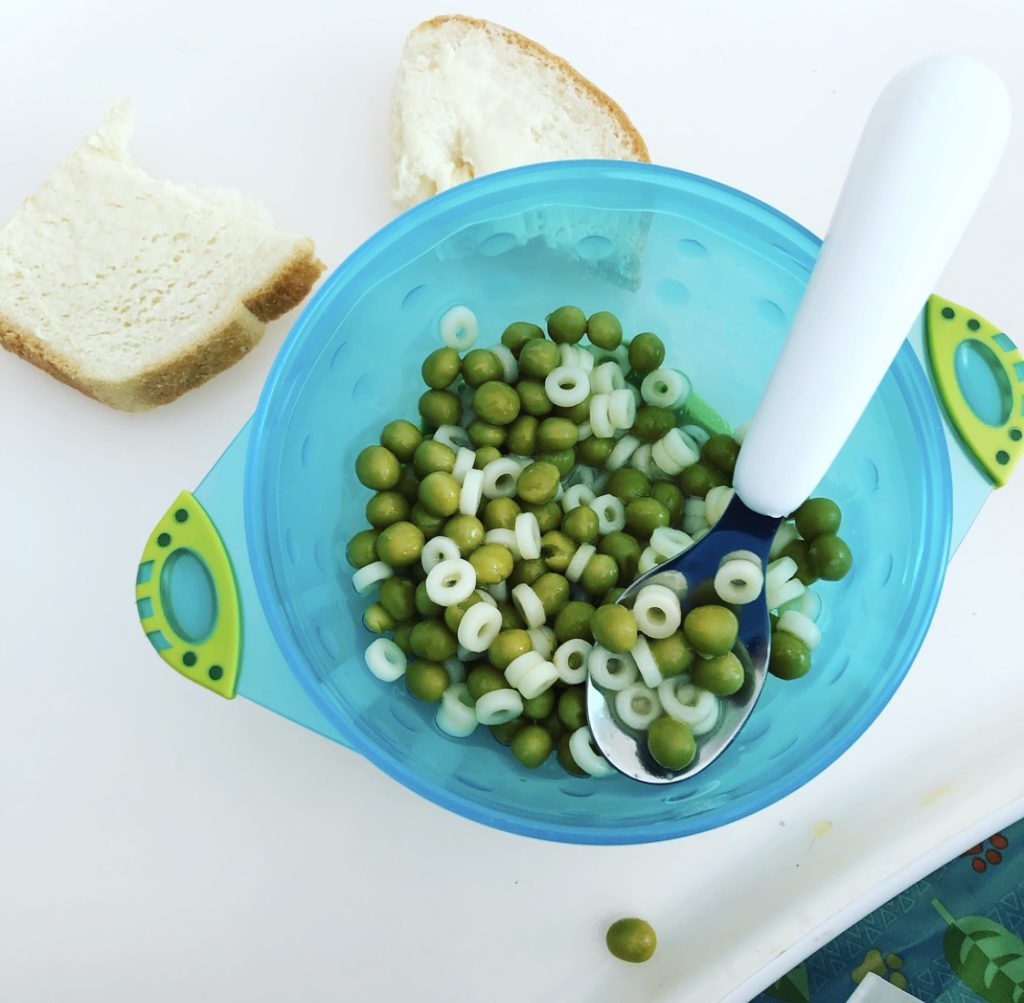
733, 54, 1011, 517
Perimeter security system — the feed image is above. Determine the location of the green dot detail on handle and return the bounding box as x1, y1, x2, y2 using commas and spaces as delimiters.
136, 491, 241, 699
925, 294, 1023, 487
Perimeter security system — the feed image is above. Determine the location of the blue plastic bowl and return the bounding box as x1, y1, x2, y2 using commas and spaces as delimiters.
245, 161, 951, 844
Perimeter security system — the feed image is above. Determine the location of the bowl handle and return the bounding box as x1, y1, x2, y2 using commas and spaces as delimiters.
925, 294, 1022, 486
135, 491, 241, 699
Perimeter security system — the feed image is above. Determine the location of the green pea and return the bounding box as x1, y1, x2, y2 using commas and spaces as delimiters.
474, 380, 521, 425
540, 530, 576, 572
533, 572, 570, 617
693, 651, 745, 696
624, 497, 671, 538
554, 600, 595, 643
375, 521, 424, 567
443, 593, 483, 632
651, 482, 684, 524
522, 688, 556, 721
781, 539, 818, 586
647, 716, 696, 770
510, 558, 547, 587
808, 534, 853, 581
393, 622, 414, 656
577, 437, 614, 467
365, 491, 409, 529
418, 388, 462, 427
470, 543, 514, 584
551, 396, 592, 424
591, 604, 639, 653
410, 503, 446, 538
547, 305, 587, 344
379, 576, 416, 622
632, 405, 676, 443
467, 418, 507, 449
380, 419, 423, 463
501, 320, 544, 356
420, 346, 461, 389
598, 532, 641, 583
683, 605, 738, 657
394, 465, 421, 502
522, 501, 563, 533
461, 348, 503, 387
467, 664, 507, 700
505, 415, 539, 456
606, 918, 657, 963
415, 581, 442, 618
475, 446, 503, 468
557, 686, 587, 731
516, 461, 560, 504
537, 417, 579, 452
444, 514, 485, 555
603, 586, 626, 605
355, 445, 400, 490
701, 434, 740, 477
519, 339, 561, 379
581, 553, 619, 597
405, 659, 449, 702
627, 332, 665, 375
649, 632, 694, 676
538, 711, 566, 745
688, 579, 721, 609
607, 467, 651, 504
490, 719, 525, 745
497, 600, 523, 629
794, 497, 842, 540
516, 379, 553, 417
511, 723, 554, 767
679, 462, 726, 498
562, 505, 599, 544
412, 439, 455, 477
418, 471, 461, 517
410, 620, 457, 661
586, 310, 623, 350
537, 447, 576, 477
769, 631, 812, 680
482, 497, 520, 531
557, 734, 587, 776
362, 602, 395, 634
346, 529, 380, 568
487, 629, 532, 670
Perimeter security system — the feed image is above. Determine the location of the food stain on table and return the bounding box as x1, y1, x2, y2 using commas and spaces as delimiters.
811, 819, 833, 838
921, 783, 953, 806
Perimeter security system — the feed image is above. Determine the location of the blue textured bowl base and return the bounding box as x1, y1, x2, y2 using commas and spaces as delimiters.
241, 163, 952, 843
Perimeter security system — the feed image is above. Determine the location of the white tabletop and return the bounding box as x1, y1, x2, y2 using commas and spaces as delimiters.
2, 2, 1022, 1001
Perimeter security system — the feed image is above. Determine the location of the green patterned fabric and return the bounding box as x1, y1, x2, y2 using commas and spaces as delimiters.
755, 823, 1023, 1002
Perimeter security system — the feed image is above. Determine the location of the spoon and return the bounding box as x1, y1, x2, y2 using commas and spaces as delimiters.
587, 54, 1011, 784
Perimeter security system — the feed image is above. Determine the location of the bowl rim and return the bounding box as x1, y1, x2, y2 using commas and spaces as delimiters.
244, 159, 953, 844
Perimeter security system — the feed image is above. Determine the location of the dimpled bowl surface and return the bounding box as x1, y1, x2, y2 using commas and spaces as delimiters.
245, 161, 951, 844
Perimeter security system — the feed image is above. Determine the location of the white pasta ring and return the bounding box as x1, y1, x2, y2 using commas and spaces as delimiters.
504, 650, 544, 689
660, 428, 700, 469
608, 388, 637, 429
589, 494, 625, 534
589, 394, 614, 438
777, 609, 822, 650
545, 367, 590, 407
553, 639, 591, 684
510, 583, 546, 628
481, 458, 521, 499
714, 559, 764, 605
352, 561, 393, 595
490, 343, 518, 383
433, 424, 472, 452
587, 646, 639, 691
517, 659, 559, 700
514, 512, 542, 559
607, 434, 640, 471
615, 683, 662, 730
632, 583, 682, 639
425, 558, 477, 606
561, 484, 595, 512
565, 543, 596, 583
421, 535, 461, 573
631, 635, 665, 688
435, 683, 478, 738
451, 446, 476, 485
569, 726, 615, 777
475, 688, 524, 726
439, 305, 478, 350
456, 602, 503, 652
459, 468, 484, 514
364, 638, 407, 682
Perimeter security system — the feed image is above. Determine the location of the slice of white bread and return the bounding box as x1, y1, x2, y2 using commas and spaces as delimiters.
391, 14, 650, 211
0, 102, 324, 411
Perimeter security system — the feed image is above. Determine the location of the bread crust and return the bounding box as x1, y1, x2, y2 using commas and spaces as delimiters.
0, 246, 324, 412
414, 14, 650, 163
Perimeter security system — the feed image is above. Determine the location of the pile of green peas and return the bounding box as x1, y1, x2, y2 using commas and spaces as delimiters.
347, 303, 853, 776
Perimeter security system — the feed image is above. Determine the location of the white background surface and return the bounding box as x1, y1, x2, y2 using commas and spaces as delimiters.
1, 2, 1022, 1001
